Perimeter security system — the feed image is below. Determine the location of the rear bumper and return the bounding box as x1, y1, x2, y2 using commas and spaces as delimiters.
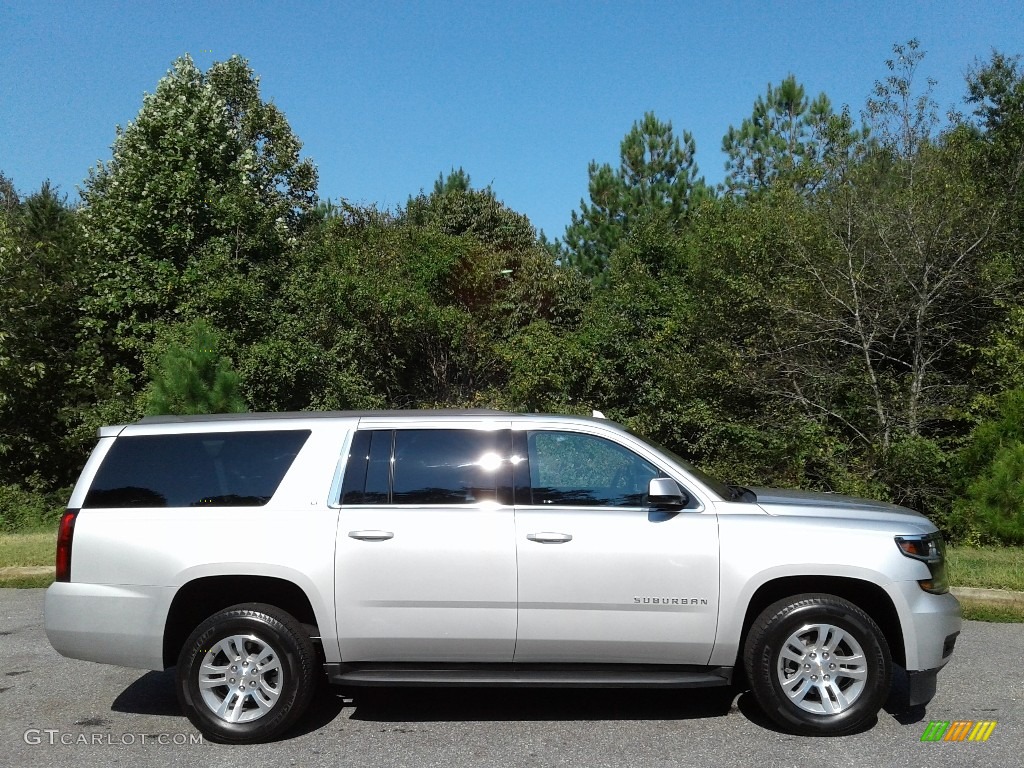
44, 582, 172, 670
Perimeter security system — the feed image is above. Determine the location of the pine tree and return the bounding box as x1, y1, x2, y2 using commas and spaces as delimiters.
145, 320, 247, 415
564, 112, 706, 280
723, 74, 858, 195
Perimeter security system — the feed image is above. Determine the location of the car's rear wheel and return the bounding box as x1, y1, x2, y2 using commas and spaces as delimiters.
743, 594, 891, 735
176, 603, 317, 743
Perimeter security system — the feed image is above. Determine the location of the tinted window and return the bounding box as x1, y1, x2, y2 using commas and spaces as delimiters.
84, 430, 310, 508
340, 431, 371, 504
392, 429, 510, 505
341, 430, 391, 504
527, 431, 661, 507
364, 430, 392, 502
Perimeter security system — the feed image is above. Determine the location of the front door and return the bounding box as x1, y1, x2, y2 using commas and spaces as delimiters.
513, 427, 720, 664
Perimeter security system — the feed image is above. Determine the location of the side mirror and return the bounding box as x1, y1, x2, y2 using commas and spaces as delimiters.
648, 477, 688, 510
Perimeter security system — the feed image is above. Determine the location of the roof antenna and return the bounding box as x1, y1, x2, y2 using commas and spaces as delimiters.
592, 410, 606, 419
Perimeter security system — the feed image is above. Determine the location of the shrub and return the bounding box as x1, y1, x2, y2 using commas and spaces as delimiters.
956, 442, 1024, 545
0, 484, 69, 532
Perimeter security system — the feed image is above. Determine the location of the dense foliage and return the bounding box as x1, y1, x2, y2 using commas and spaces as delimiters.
144, 319, 247, 416
2, 44, 1023, 542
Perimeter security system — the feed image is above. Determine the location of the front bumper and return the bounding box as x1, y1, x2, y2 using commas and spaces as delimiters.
907, 667, 938, 707
892, 583, 962, 672
905, 629, 959, 706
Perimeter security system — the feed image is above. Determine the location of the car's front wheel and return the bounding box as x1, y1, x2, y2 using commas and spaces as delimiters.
176, 603, 317, 743
743, 594, 892, 735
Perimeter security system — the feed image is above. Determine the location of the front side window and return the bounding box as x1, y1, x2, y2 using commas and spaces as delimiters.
84, 430, 311, 508
527, 431, 661, 507
341, 428, 513, 505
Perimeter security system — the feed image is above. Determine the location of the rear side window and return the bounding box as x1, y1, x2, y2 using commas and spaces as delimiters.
83, 430, 311, 508
340, 430, 392, 504
341, 429, 513, 505
394, 429, 509, 504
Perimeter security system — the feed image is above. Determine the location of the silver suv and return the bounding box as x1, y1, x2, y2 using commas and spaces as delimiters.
44, 410, 961, 743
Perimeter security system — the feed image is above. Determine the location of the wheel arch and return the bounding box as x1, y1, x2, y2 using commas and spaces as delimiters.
738, 576, 905, 668
163, 575, 319, 669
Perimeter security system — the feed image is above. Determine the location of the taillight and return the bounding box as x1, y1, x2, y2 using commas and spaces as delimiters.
55, 510, 78, 582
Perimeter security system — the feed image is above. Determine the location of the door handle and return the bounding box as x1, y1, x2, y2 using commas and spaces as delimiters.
348, 530, 394, 542
526, 532, 573, 544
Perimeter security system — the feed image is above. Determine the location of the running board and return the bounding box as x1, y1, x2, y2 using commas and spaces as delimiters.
324, 663, 733, 688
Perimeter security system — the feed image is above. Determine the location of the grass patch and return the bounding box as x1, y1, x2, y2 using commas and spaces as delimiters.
0, 573, 54, 589
959, 599, 1024, 623
946, 545, 1024, 592
0, 531, 56, 568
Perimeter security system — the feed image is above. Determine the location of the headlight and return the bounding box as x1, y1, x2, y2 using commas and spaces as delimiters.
895, 533, 948, 594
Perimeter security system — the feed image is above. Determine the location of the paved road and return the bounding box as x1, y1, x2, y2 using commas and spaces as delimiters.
1, 589, 1019, 768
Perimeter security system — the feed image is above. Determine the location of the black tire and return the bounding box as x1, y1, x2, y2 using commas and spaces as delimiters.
176, 603, 317, 744
743, 594, 891, 736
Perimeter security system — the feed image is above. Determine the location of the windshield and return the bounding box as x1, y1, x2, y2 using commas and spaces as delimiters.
623, 427, 733, 500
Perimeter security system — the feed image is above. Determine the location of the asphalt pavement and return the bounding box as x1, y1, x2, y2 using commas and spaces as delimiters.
1, 588, 1019, 768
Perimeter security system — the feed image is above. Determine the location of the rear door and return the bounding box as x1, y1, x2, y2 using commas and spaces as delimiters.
512, 424, 720, 664
334, 422, 518, 662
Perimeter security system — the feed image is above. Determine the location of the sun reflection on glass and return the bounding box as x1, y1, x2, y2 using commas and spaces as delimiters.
476, 452, 502, 472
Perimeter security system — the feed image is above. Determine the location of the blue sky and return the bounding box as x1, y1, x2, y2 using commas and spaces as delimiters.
2, 0, 1022, 239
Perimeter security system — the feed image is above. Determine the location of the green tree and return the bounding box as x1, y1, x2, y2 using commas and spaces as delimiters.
78, 54, 317, 353
957, 389, 1024, 479
0, 172, 18, 213
0, 181, 88, 487
242, 217, 483, 410
979, 305, 1024, 391
145, 320, 247, 415
965, 50, 1024, 233
964, 52, 1024, 403
951, 389, 1024, 543
722, 74, 861, 195
399, 170, 583, 340
244, 190, 583, 412
402, 168, 539, 254
73, 53, 316, 436
865, 39, 938, 159
432, 167, 472, 195
779, 44, 984, 442
564, 112, 707, 280
960, 443, 1024, 544
767, 42, 1005, 515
